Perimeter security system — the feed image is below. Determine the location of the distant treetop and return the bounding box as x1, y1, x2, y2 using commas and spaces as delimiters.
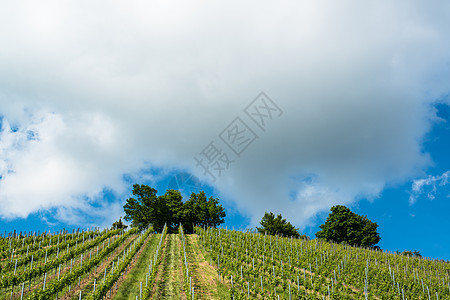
111, 218, 128, 230
256, 212, 301, 238
315, 205, 380, 247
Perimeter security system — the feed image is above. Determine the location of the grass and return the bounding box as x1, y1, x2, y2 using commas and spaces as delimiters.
153, 234, 186, 299
185, 234, 230, 299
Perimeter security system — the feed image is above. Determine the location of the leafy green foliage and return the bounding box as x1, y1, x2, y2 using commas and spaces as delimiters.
123, 184, 158, 231
111, 218, 128, 230
24, 228, 137, 300
197, 226, 450, 300
0, 229, 123, 290
123, 184, 225, 233
88, 227, 155, 300
315, 205, 380, 247
182, 191, 226, 233
256, 212, 300, 237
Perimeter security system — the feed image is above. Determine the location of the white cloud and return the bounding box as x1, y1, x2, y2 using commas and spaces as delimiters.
409, 171, 450, 205
0, 0, 449, 227
0, 111, 132, 219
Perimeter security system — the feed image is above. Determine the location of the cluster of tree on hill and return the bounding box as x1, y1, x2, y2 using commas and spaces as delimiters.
256, 205, 380, 248
123, 184, 225, 233
120, 184, 380, 248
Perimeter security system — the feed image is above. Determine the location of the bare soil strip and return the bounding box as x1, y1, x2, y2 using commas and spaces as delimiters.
9, 233, 134, 299
104, 232, 154, 299
110, 233, 159, 300
60, 234, 140, 300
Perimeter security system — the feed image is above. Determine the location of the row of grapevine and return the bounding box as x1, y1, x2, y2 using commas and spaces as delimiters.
0, 227, 138, 299
0, 228, 99, 259
2, 224, 448, 299
86, 226, 154, 300
22, 227, 138, 300
180, 224, 195, 300
142, 223, 167, 299
1, 228, 123, 290
196, 226, 450, 299
1, 228, 101, 275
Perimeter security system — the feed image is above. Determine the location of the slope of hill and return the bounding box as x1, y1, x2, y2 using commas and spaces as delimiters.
1, 226, 449, 299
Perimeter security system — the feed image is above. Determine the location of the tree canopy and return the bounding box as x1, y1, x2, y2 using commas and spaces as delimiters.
181, 190, 226, 233
256, 212, 300, 238
315, 205, 380, 247
123, 184, 225, 233
111, 218, 128, 230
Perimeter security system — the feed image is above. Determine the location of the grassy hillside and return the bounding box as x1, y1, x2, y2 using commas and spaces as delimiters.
1, 226, 449, 299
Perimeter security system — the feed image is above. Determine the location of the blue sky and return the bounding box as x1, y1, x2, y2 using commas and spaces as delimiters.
1, 1, 449, 261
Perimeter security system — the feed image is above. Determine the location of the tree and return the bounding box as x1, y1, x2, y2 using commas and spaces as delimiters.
160, 189, 184, 232
123, 184, 225, 233
315, 205, 380, 247
123, 185, 184, 233
181, 191, 226, 233
123, 184, 157, 231
111, 218, 128, 230
205, 195, 226, 228
256, 212, 300, 237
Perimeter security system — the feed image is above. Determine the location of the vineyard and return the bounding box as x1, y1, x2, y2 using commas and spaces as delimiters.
0, 226, 449, 299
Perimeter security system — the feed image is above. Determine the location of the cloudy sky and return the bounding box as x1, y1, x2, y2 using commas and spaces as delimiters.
1, 1, 449, 259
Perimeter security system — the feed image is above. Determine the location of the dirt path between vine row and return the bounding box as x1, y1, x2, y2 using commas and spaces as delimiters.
106, 232, 156, 299
214, 242, 380, 300
10, 233, 130, 300
152, 234, 187, 300
59, 233, 140, 300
